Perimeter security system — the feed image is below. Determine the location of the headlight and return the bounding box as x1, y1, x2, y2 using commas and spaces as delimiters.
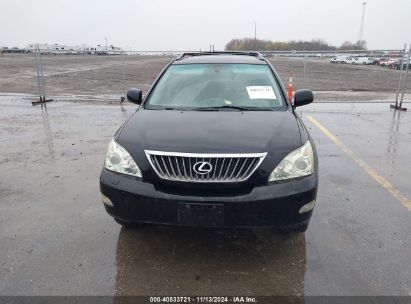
268, 140, 314, 182
104, 139, 142, 177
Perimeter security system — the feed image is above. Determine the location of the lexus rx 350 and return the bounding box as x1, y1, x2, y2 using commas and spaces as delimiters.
100, 52, 318, 233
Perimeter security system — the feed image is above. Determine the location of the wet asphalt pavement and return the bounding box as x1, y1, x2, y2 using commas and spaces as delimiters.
0, 99, 410, 296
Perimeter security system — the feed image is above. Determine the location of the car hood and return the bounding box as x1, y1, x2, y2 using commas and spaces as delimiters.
117, 109, 304, 173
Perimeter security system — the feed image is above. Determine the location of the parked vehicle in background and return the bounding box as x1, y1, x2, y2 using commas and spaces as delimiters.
355, 57, 374, 65
386, 58, 398, 68
393, 58, 411, 70
388, 58, 402, 69
371, 58, 380, 65
378, 58, 389, 66
330, 56, 374, 65
330, 55, 349, 64
345, 57, 357, 64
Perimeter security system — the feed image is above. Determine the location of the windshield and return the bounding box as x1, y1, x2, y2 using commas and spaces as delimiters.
145, 63, 286, 110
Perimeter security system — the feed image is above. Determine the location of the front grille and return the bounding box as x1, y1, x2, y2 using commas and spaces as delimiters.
145, 150, 266, 183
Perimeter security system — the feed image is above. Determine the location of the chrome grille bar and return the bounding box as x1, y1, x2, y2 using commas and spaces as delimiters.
145, 150, 266, 183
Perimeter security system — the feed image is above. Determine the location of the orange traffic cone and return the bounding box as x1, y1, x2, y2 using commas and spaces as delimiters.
287, 71, 293, 103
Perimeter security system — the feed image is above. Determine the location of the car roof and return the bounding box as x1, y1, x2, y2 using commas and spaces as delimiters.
173, 54, 267, 65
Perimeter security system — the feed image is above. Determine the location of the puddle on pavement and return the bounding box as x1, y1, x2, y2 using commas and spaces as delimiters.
387, 110, 402, 159
40, 103, 55, 159
114, 226, 306, 296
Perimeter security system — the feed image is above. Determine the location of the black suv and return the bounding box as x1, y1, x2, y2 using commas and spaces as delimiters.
100, 52, 318, 233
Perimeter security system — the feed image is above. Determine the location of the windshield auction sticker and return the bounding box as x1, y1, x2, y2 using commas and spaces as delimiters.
246, 86, 277, 99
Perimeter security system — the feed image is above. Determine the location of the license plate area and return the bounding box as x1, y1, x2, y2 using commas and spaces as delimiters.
178, 203, 224, 226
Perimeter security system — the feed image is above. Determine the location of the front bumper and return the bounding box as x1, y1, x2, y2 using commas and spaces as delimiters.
100, 168, 318, 228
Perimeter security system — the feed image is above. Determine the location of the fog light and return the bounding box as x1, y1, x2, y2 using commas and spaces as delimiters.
102, 193, 113, 207
299, 200, 315, 214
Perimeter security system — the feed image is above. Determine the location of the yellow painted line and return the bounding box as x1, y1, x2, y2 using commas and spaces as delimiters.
307, 115, 411, 212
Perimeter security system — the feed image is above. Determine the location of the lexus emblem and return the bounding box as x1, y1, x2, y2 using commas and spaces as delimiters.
193, 161, 212, 175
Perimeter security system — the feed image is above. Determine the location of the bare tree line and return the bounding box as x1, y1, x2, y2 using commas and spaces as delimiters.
225, 38, 367, 51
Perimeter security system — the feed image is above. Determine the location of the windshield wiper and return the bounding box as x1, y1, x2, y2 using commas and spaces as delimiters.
194, 106, 274, 111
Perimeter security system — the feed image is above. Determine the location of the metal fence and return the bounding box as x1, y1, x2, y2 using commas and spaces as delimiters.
19, 45, 409, 108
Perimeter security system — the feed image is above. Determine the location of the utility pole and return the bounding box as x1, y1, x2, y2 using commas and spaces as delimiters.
254, 21, 257, 40
253, 21, 258, 51
359, 2, 367, 41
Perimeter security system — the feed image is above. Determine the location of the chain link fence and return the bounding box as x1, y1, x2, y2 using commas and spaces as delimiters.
0, 47, 410, 104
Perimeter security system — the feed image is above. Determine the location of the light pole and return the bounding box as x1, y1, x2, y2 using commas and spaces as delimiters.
254, 21, 257, 40
359, 2, 367, 41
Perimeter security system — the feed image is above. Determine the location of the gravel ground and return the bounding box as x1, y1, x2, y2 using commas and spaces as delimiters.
0, 54, 410, 102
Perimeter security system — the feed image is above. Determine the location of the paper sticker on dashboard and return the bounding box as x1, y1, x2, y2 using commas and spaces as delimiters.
246, 86, 277, 99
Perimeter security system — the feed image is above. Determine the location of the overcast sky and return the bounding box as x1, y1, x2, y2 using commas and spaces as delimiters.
0, 0, 410, 50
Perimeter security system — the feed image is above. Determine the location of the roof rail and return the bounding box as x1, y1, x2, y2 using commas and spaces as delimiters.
177, 51, 265, 61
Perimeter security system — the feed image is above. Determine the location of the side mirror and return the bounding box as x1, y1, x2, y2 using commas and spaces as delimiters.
126, 88, 143, 104
294, 89, 313, 107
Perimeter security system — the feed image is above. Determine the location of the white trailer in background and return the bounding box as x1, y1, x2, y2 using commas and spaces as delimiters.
95, 45, 123, 55
26, 43, 124, 55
